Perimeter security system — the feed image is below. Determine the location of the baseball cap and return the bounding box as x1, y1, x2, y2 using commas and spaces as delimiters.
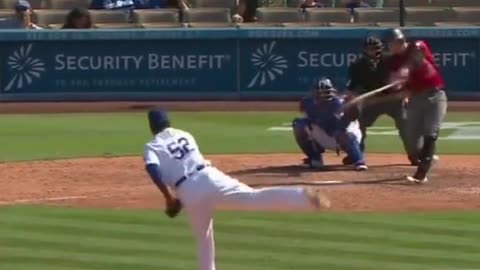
15, 0, 31, 11
148, 109, 170, 133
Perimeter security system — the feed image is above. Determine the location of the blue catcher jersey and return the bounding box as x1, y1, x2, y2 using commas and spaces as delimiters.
300, 95, 348, 136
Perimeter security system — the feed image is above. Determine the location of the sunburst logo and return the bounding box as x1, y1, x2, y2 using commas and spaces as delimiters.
4, 44, 46, 91
247, 41, 288, 89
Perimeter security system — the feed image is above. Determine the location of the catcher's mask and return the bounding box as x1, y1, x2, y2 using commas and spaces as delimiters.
314, 77, 337, 100
364, 36, 383, 68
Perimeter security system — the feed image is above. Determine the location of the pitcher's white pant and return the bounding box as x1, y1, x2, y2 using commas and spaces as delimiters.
309, 120, 362, 151
176, 167, 317, 270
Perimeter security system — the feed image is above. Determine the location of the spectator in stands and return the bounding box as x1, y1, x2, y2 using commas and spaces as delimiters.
90, 0, 188, 10
345, 0, 370, 16
233, 0, 257, 23
298, 0, 325, 12
0, 0, 41, 29
345, 0, 370, 9
62, 8, 93, 29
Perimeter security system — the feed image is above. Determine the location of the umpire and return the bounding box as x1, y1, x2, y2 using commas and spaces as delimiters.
346, 36, 413, 164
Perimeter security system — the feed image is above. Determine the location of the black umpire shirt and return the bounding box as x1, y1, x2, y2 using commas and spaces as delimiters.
346, 53, 390, 94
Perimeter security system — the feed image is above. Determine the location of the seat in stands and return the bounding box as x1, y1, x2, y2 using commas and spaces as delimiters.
256, 7, 303, 23
405, 7, 453, 26
183, 8, 231, 23
89, 9, 130, 24
305, 8, 351, 23
375, 21, 421, 27
452, 7, 480, 23
188, 22, 235, 27
0, 9, 14, 18
0, 0, 42, 9
94, 22, 137, 28
281, 22, 327, 27
34, 9, 70, 27
383, 0, 430, 7
44, 0, 91, 9
327, 22, 374, 27
354, 8, 399, 23
431, 0, 479, 7
132, 9, 179, 23
193, 0, 237, 10
140, 22, 185, 28
236, 22, 281, 27
434, 21, 480, 26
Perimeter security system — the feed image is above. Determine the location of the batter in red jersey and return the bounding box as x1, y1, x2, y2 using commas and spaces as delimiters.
385, 28, 447, 183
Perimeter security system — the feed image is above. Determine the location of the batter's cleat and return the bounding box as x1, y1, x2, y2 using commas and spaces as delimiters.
304, 188, 331, 209
354, 163, 368, 171
406, 175, 428, 184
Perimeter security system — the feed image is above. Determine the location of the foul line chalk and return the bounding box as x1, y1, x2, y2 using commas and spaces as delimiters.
0, 195, 89, 206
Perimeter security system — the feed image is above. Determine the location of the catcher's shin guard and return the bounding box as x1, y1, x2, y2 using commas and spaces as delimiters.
335, 131, 365, 166
292, 118, 324, 160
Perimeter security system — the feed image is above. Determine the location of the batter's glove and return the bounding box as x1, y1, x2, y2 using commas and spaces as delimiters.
165, 198, 182, 218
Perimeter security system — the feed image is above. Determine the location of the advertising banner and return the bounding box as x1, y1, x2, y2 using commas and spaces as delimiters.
0, 40, 237, 93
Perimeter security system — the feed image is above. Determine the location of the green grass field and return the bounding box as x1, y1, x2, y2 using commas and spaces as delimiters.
1, 111, 480, 270
0, 111, 479, 162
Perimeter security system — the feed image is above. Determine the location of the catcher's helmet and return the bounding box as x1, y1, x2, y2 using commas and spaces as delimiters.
383, 28, 405, 43
314, 77, 336, 100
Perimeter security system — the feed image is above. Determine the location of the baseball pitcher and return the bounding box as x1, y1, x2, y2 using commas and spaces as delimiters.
143, 109, 330, 270
292, 77, 367, 171
385, 28, 447, 183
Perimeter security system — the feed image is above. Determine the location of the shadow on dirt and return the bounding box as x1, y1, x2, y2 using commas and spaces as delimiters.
248, 177, 408, 187
230, 163, 410, 177
230, 164, 350, 177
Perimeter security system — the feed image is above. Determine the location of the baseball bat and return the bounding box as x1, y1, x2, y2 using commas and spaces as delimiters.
341, 80, 404, 112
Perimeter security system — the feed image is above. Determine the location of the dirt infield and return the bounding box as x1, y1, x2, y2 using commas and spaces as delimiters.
0, 153, 479, 212
0, 101, 479, 212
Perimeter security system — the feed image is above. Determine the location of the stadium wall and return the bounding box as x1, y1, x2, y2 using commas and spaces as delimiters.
0, 27, 478, 101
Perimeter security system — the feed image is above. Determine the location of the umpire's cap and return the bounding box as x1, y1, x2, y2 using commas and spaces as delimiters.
383, 28, 405, 43
148, 109, 170, 134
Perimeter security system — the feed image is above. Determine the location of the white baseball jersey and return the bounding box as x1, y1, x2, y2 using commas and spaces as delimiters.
143, 127, 207, 187
142, 127, 322, 270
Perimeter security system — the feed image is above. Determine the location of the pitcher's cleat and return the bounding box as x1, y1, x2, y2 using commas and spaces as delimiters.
305, 188, 331, 209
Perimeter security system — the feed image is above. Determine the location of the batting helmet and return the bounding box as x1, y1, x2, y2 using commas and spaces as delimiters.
383, 28, 405, 43
314, 77, 337, 100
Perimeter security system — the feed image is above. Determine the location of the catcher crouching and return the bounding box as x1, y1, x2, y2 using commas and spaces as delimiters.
292, 77, 367, 171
